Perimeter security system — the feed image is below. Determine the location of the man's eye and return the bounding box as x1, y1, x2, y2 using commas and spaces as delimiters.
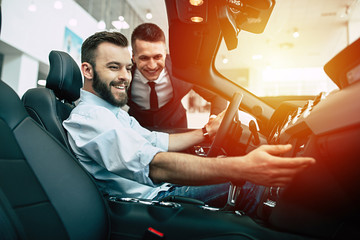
154, 55, 162, 60
109, 66, 119, 70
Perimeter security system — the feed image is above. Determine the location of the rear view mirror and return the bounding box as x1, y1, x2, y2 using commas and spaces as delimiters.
217, 0, 275, 50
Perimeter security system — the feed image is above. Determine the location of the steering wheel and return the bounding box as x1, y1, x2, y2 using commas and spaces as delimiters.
207, 92, 243, 157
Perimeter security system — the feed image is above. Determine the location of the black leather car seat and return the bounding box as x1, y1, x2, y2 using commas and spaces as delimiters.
0, 79, 110, 239
22, 50, 82, 151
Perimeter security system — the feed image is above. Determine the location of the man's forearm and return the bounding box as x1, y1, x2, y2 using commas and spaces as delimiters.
149, 145, 316, 188
168, 129, 205, 152
149, 152, 228, 185
167, 112, 223, 152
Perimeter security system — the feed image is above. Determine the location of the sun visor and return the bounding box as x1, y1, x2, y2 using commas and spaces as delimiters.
324, 37, 360, 89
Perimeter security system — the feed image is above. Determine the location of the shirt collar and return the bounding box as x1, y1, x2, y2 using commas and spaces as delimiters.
80, 89, 121, 116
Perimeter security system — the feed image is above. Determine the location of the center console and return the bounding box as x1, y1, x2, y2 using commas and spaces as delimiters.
107, 196, 306, 240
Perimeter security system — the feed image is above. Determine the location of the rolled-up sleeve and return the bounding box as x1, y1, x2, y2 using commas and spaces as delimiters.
64, 106, 169, 186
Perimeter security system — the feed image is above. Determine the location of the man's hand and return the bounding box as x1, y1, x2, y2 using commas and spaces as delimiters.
231, 144, 315, 187
205, 109, 226, 138
151, 144, 315, 187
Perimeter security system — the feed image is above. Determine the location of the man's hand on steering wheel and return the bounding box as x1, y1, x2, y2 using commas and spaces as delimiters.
204, 109, 226, 139
207, 92, 243, 157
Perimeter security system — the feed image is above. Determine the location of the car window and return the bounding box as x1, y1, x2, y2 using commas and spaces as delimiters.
212, 0, 360, 98
215, 39, 338, 97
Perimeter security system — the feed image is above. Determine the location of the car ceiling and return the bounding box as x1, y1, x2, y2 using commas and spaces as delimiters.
75, 0, 360, 71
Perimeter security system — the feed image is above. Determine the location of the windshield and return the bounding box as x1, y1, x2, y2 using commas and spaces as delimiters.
214, 0, 360, 97
215, 40, 338, 96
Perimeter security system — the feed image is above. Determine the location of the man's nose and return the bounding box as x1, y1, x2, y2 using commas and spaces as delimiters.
119, 68, 131, 81
147, 58, 157, 69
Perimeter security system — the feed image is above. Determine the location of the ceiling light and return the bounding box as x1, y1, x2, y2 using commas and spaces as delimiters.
189, 0, 203, 6
54, 1, 63, 10
28, 1, 37, 12
339, 5, 350, 18
191, 16, 203, 23
112, 16, 129, 30
111, 21, 122, 29
252, 54, 263, 60
146, 10, 153, 20
292, 28, 299, 38
37, 80, 46, 86
221, 55, 228, 64
97, 20, 106, 30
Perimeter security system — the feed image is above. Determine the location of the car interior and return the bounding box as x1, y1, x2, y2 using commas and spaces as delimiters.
22, 50, 83, 152
1, 0, 360, 239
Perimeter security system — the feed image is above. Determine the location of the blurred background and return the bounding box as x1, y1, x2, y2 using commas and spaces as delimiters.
1, 0, 360, 127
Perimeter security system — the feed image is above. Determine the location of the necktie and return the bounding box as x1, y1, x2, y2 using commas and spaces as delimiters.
148, 81, 158, 110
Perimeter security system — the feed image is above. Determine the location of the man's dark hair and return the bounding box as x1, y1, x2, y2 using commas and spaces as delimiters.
81, 31, 128, 67
131, 23, 165, 49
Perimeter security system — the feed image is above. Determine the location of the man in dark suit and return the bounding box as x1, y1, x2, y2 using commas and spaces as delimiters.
127, 23, 226, 130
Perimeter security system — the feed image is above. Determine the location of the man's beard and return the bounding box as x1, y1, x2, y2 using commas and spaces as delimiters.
92, 70, 129, 107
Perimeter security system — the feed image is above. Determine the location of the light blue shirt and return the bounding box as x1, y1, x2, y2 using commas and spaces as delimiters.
63, 90, 171, 199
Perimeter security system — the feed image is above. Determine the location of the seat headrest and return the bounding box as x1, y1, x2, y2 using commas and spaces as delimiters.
46, 51, 83, 102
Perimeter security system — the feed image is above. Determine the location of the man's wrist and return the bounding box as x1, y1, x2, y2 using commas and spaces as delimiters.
202, 124, 211, 140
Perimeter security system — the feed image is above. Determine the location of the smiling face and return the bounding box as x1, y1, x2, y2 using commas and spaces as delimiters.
132, 39, 167, 81
90, 42, 132, 107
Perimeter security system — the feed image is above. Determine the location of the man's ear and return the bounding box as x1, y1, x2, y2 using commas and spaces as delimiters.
131, 54, 135, 64
81, 62, 93, 80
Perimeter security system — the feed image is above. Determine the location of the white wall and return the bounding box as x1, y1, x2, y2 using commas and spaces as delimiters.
2, 0, 98, 63
349, 0, 360, 44
1, 0, 99, 95
2, 53, 39, 97
349, 21, 360, 44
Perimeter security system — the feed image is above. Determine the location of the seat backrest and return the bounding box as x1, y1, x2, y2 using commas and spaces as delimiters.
22, 50, 82, 150
0, 79, 109, 239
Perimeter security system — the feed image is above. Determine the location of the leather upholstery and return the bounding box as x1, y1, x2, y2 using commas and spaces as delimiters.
46, 51, 83, 102
22, 51, 82, 150
0, 80, 110, 239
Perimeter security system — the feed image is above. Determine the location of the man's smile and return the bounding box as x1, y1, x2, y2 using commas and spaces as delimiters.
111, 81, 128, 92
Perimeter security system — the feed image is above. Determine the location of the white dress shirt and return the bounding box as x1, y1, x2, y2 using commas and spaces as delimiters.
63, 90, 171, 199
131, 68, 174, 109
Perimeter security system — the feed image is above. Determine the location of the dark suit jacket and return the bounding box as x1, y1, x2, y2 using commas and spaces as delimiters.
127, 57, 226, 129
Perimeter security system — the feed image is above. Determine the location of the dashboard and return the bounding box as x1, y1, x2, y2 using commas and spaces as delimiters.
255, 38, 360, 238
